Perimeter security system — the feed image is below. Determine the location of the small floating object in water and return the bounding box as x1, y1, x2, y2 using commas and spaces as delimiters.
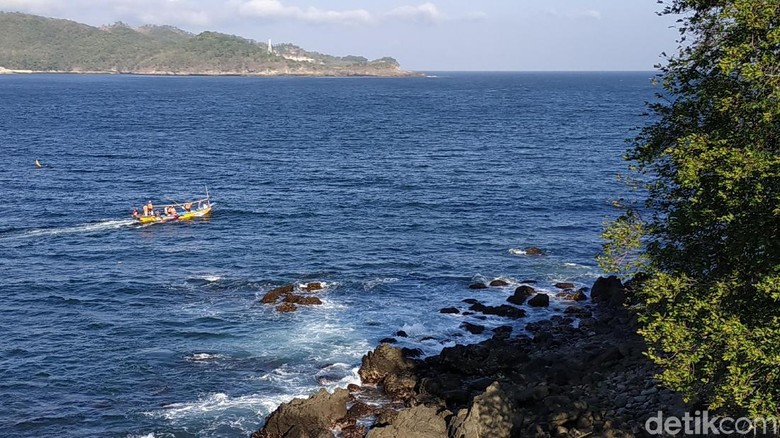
35, 159, 42, 168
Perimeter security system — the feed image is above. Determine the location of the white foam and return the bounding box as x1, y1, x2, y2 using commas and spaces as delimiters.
508, 248, 527, 256
185, 353, 224, 361
363, 277, 400, 290
150, 392, 300, 422
2, 219, 135, 240
203, 275, 222, 282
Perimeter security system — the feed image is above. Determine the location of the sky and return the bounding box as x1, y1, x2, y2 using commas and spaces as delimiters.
0, 0, 681, 71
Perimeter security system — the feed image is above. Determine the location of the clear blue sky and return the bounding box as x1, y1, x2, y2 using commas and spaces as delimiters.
0, 0, 680, 71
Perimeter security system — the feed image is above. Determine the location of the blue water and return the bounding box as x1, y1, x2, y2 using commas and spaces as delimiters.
0, 72, 655, 437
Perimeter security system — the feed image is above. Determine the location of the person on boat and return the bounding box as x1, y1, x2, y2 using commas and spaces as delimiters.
184, 202, 192, 212
132, 208, 139, 218
145, 201, 154, 216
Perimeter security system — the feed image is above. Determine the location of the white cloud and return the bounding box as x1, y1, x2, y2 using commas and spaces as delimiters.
236, 0, 373, 25
545, 8, 602, 21
384, 2, 442, 24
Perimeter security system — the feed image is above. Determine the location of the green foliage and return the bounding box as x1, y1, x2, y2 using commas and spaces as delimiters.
596, 210, 649, 278
0, 12, 404, 75
601, 0, 780, 416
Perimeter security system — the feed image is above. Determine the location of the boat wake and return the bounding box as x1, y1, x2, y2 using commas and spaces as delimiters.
0, 219, 136, 241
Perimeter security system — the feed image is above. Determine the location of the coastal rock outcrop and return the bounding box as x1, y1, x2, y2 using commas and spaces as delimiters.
261, 284, 294, 303
591, 275, 626, 307
506, 285, 535, 305
366, 405, 448, 438
448, 382, 520, 438
252, 388, 349, 438
527, 293, 550, 307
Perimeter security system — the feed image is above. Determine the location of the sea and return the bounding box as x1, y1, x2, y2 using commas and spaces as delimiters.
0, 72, 656, 437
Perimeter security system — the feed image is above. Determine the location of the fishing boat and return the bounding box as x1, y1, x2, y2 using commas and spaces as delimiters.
132, 194, 213, 225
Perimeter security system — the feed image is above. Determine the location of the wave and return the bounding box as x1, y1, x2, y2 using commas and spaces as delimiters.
508, 248, 527, 256
0, 219, 136, 241
185, 353, 225, 362
363, 277, 400, 290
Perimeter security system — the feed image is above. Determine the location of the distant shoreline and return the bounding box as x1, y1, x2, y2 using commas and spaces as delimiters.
0, 67, 423, 78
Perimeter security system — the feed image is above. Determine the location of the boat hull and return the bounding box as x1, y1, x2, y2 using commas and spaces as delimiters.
136, 205, 212, 224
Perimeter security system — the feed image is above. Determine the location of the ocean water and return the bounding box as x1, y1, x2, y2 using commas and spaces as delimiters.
0, 72, 655, 437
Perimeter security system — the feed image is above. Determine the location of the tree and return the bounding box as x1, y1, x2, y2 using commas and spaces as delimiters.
602, 0, 780, 416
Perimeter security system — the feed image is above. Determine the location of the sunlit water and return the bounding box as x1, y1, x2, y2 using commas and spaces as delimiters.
0, 72, 655, 437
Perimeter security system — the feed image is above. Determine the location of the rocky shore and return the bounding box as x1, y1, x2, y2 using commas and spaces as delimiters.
251, 276, 687, 437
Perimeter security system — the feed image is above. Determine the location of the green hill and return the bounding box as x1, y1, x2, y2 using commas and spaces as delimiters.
0, 12, 415, 76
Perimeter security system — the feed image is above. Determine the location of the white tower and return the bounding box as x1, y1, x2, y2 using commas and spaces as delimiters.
268, 39, 272, 53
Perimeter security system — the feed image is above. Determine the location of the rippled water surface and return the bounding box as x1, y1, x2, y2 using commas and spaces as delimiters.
0, 72, 655, 437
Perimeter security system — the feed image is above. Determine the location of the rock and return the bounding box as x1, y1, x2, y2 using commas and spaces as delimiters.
468, 282, 488, 290
384, 371, 418, 400
591, 276, 626, 307
341, 424, 367, 438
401, 347, 423, 358
527, 293, 550, 307
525, 247, 543, 255
301, 281, 324, 292
469, 303, 526, 319
396, 330, 408, 338
347, 383, 361, 392
461, 322, 485, 334
284, 294, 323, 305
439, 307, 460, 314
563, 306, 592, 318
256, 388, 349, 438
492, 325, 512, 337
448, 382, 520, 438
275, 302, 297, 312
379, 337, 397, 344
260, 284, 294, 304
555, 290, 587, 301
489, 279, 510, 287
367, 405, 448, 438
358, 344, 415, 385
554, 282, 576, 289
507, 285, 535, 305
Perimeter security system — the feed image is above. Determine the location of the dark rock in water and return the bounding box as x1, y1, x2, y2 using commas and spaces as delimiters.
492, 325, 512, 339
401, 347, 423, 358
342, 400, 377, 422
525, 246, 543, 255
379, 337, 397, 344
577, 286, 590, 293
421, 336, 436, 341
439, 307, 460, 314
367, 405, 447, 438
347, 383, 361, 392
489, 279, 510, 287
554, 282, 576, 289
488, 304, 526, 319
275, 302, 297, 312
528, 293, 550, 307
358, 344, 415, 385
555, 290, 587, 302
462, 311, 475, 316
396, 330, 408, 338
284, 294, 323, 305
461, 322, 485, 334
341, 424, 367, 438
564, 306, 592, 318
507, 285, 535, 305
468, 282, 488, 290
254, 388, 348, 438
260, 283, 294, 304
301, 281, 324, 292
462, 298, 480, 305
591, 275, 626, 307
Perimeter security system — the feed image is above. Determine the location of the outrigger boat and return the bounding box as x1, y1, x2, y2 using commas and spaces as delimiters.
132, 192, 213, 225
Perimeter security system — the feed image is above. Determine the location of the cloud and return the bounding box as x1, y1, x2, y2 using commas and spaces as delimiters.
235, 0, 373, 25
384, 2, 442, 24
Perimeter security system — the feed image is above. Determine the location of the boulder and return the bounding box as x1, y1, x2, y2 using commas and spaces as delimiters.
528, 293, 550, 307
256, 388, 349, 438
367, 405, 448, 438
448, 382, 520, 438
439, 307, 460, 314
396, 330, 408, 338
462, 299, 480, 305
302, 282, 324, 292
468, 283, 488, 290
284, 295, 323, 305
260, 284, 294, 304
461, 322, 485, 334
554, 282, 576, 290
507, 285, 535, 305
525, 247, 543, 255
384, 371, 418, 400
489, 279, 510, 287
379, 337, 397, 344
276, 302, 297, 312
341, 424, 367, 438
486, 304, 526, 319
555, 290, 587, 301
590, 276, 625, 307
358, 344, 415, 385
